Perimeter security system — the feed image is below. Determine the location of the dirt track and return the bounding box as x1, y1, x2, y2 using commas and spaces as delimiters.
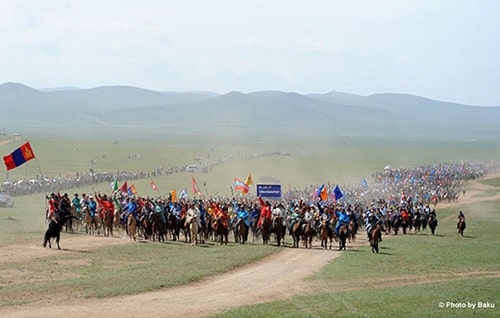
1, 175, 498, 318
1, 239, 347, 318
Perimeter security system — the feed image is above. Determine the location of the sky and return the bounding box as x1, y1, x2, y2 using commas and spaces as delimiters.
1, 0, 499, 106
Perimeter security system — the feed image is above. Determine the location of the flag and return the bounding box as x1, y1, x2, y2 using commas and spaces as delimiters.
191, 176, 201, 195
3, 141, 36, 170
244, 172, 253, 186
128, 184, 138, 196
110, 179, 117, 191
333, 185, 344, 200
233, 178, 249, 193
180, 189, 188, 200
320, 184, 328, 201
151, 181, 158, 192
316, 183, 328, 201
361, 178, 369, 189
119, 181, 128, 194
170, 189, 177, 202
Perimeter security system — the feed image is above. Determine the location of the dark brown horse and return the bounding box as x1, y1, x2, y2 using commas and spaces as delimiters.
370, 223, 382, 253
457, 218, 466, 237
260, 217, 271, 245
428, 215, 438, 235
236, 218, 248, 245
291, 220, 302, 248
272, 215, 286, 246
212, 216, 228, 245
337, 224, 348, 251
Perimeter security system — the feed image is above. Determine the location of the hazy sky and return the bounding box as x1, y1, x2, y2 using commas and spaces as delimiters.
1, 0, 499, 106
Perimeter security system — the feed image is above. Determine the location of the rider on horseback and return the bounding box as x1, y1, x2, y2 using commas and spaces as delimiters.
457, 211, 465, 229
334, 209, 349, 235
365, 212, 381, 240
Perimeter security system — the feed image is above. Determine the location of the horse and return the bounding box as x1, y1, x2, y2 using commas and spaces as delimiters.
457, 218, 466, 237
236, 218, 248, 245
301, 221, 314, 249
185, 215, 199, 245
127, 214, 137, 241
428, 215, 438, 235
392, 215, 401, 235
337, 224, 348, 251
347, 219, 357, 242
113, 207, 123, 235
291, 220, 302, 248
212, 216, 228, 245
260, 217, 271, 245
370, 223, 382, 253
412, 214, 421, 233
319, 219, 334, 250
166, 212, 180, 241
149, 212, 166, 242
43, 212, 79, 249
272, 215, 286, 247
250, 218, 260, 243
83, 206, 98, 235
101, 209, 114, 237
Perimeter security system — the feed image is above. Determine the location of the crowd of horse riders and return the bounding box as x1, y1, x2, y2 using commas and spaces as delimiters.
45, 161, 495, 247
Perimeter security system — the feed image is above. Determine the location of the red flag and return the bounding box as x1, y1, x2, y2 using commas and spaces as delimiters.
191, 176, 200, 195
119, 181, 128, 193
3, 141, 36, 170
151, 181, 158, 192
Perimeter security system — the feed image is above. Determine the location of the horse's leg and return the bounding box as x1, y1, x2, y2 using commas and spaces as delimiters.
56, 233, 61, 250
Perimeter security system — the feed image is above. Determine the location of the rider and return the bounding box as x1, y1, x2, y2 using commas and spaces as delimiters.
235, 203, 250, 241
72, 193, 82, 218
334, 209, 350, 236
46, 192, 59, 222
186, 203, 201, 229
289, 207, 302, 233
257, 197, 272, 229
59, 193, 72, 217
457, 210, 465, 229
365, 213, 381, 240
88, 195, 98, 222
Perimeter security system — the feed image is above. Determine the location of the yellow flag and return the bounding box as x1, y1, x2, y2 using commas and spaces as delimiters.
170, 190, 177, 202
245, 173, 253, 186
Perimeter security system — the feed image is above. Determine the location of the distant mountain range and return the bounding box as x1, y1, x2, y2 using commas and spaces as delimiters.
0, 82, 499, 140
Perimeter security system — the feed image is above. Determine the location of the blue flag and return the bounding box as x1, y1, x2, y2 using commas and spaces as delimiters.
361, 178, 369, 189
334, 185, 344, 200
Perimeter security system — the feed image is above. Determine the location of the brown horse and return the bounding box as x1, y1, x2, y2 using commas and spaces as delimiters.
102, 209, 114, 237
127, 215, 137, 241
457, 218, 466, 237
113, 208, 123, 235
319, 219, 333, 250
370, 224, 382, 253
337, 224, 348, 251
83, 206, 98, 235
260, 217, 271, 245
235, 218, 247, 245
301, 221, 314, 249
212, 216, 228, 245
291, 220, 302, 248
347, 220, 357, 242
